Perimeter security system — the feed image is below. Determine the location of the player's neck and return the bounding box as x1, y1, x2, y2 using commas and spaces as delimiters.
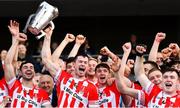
98, 83, 107, 88
87, 75, 96, 81
74, 75, 86, 80
22, 79, 34, 88
164, 90, 177, 97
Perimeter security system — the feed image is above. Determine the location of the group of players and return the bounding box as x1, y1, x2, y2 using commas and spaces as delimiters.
0, 20, 179, 107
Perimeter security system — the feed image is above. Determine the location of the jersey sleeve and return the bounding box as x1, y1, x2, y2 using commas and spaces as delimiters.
55, 70, 71, 85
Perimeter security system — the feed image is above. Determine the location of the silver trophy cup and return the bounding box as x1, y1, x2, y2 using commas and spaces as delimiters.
23, 1, 59, 39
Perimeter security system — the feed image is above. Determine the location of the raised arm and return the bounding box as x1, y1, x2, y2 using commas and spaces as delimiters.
68, 34, 86, 58
116, 42, 140, 106
148, 32, 166, 61
5, 20, 27, 82
117, 42, 132, 88
100, 46, 118, 62
41, 27, 60, 77
52, 33, 75, 63
100, 46, 131, 74
134, 45, 150, 89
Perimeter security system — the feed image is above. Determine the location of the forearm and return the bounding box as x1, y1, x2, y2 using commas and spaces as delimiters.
134, 56, 144, 77
148, 41, 160, 61
68, 43, 81, 58
134, 56, 150, 88
42, 36, 60, 77
52, 40, 69, 62
108, 51, 117, 61
116, 51, 131, 92
5, 39, 19, 81
42, 36, 52, 60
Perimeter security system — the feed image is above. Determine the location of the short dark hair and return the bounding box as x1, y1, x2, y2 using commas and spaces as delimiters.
19, 61, 34, 70
148, 68, 162, 76
144, 61, 159, 69
95, 63, 110, 72
74, 53, 89, 61
161, 67, 179, 78
65, 57, 75, 65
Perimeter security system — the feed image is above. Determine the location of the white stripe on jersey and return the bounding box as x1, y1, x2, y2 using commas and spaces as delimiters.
148, 91, 176, 107
99, 91, 116, 107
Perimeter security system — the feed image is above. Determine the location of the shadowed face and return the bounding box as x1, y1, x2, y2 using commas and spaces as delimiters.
87, 59, 98, 76
0, 50, 7, 60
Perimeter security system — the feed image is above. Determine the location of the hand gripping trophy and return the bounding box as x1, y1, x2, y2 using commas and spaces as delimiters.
23, 1, 59, 39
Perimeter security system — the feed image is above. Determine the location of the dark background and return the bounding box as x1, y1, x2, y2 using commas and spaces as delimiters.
0, 0, 179, 55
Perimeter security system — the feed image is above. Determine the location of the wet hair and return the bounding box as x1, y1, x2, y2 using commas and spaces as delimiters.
161, 67, 179, 78
95, 63, 110, 72
144, 61, 159, 69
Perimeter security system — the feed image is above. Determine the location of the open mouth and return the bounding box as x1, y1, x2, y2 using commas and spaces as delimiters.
100, 76, 106, 80
165, 82, 172, 87
26, 71, 32, 75
79, 67, 85, 71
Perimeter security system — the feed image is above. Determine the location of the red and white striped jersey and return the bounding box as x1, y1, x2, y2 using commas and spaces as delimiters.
96, 81, 122, 107
7, 78, 50, 108
144, 82, 180, 107
55, 70, 99, 107
131, 82, 143, 108
0, 78, 8, 103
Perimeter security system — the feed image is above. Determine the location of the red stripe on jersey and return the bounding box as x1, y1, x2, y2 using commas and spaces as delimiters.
8, 79, 50, 107
56, 71, 98, 107
21, 101, 25, 107
70, 98, 76, 107
13, 99, 18, 107
28, 104, 33, 107
97, 81, 121, 107
65, 79, 75, 107
146, 84, 180, 107
78, 102, 83, 107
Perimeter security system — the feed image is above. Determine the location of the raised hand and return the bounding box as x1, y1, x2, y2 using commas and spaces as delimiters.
8, 20, 19, 37
122, 42, 131, 54
64, 33, 75, 43
75, 34, 86, 45
155, 32, 166, 42
161, 47, 172, 59
169, 43, 179, 56
136, 44, 147, 55
100, 46, 111, 56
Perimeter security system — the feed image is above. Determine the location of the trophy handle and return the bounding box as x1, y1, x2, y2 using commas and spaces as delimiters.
35, 21, 55, 40
23, 14, 35, 33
